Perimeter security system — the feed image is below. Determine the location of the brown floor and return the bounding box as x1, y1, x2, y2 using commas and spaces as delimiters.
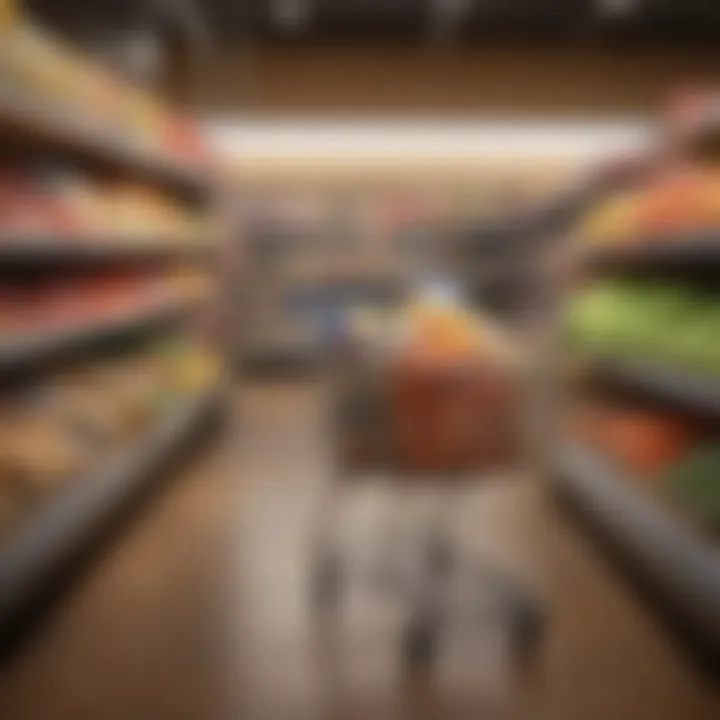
0, 381, 717, 720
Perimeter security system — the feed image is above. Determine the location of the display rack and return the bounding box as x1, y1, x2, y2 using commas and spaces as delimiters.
590, 357, 720, 422
453, 174, 608, 257
0, 296, 202, 374
0, 14, 223, 643
449, 176, 611, 339
555, 444, 720, 663
239, 198, 414, 374
0, 79, 213, 203
0, 235, 210, 265
585, 232, 720, 278
0, 385, 220, 649
554, 224, 720, 667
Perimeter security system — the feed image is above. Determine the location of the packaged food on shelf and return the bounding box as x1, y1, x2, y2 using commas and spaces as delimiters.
0, 393, 91, 494
172, 266, 214, 301
156, 340, 221, 393
0, 167, 67, 235
0, 336, 220, 535
164, 116, 208, 165
51, 371, 148, 444
0, 5, 208, 168
0, 161, 201, 243
0, 266, 208, 338
122, 90, 156, 145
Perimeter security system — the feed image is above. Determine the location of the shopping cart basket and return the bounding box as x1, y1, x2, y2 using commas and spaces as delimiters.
310, 339, 547, 670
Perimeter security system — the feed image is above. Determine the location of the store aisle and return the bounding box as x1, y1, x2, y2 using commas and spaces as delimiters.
0, 382, 716, 720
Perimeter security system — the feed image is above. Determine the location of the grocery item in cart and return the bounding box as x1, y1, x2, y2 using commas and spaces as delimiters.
345, 284, 519, 476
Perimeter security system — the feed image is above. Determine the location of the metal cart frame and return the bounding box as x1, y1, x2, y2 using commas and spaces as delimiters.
310, 352, 547, 671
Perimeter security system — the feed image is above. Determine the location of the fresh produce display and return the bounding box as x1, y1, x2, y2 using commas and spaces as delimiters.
579, 165, 720, 245
579, 191, 644, 245
566, 280, 720, 375
0, 267, 211, 337
572, 401, 699, 478
558, 95, 720, 652
0, 165, 207, 243
0, 6, 215, 254
0, 1, 221, 630
0, 4, 208, 166
570, 398, 720, 531
0, 337, 220, 539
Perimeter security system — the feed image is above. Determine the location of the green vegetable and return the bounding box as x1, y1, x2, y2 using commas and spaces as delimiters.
566, 280, 720, 373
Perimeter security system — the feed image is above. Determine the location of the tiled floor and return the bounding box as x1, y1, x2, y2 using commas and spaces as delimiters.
0, 381, 716, 720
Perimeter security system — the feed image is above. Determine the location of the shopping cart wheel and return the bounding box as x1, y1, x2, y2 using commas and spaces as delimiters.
312, 552, 342, 612
403, 614, 440, 670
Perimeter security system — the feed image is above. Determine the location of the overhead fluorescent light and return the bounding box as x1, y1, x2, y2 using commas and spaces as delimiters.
206, 119, 650, 162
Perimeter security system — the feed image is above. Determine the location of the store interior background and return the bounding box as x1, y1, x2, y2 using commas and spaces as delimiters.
1, 2, 720, 719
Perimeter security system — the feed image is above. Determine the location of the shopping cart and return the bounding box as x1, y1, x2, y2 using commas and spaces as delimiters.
310, 334, 547, 670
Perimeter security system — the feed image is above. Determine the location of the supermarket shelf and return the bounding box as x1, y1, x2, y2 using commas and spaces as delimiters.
454, 179, 605, 255
0, 385, 221, 648
554, 443, 720, 667
0, 237, 211, 265
591, 357, 720, 421
0, 296, 199, 375
585, 233, 720, 277
0, 81, 213, 202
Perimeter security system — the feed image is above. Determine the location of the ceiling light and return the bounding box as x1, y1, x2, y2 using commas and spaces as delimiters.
597, 0, 638, 18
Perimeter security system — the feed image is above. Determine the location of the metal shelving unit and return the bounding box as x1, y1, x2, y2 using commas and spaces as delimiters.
585, 232, 720, 278
0, 385, 221, 648
0, 80, 214, 203
555, 444, 720, 664
591, 357, 720, 421
0, 27, 223, 645
555, 224, 720, 668
0, 296, 202, 375
0, 236, 210, 266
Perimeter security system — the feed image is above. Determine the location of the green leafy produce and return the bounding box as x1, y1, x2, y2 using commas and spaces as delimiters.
663, 445, 720, 530
566, 280, 720, 373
